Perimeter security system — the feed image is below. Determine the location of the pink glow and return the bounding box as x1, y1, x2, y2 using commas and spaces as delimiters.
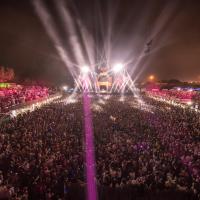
83, 93, 98, 200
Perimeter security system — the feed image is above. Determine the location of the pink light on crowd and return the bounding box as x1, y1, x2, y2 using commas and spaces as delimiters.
0, 85, 50, 113
83, 94, 98, 200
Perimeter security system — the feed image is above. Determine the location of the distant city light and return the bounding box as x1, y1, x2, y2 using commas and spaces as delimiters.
149, 75, 155, 81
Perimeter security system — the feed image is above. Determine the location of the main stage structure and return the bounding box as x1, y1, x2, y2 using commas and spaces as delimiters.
75, 63, 137, 94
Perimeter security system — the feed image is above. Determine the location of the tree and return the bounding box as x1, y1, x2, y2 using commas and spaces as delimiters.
0, 66, 15, 82
5, 68, 15, 81
0, 67, 5, 82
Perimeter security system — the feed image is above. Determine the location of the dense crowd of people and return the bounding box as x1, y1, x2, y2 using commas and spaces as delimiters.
146, 89, 195, 101
193, 92, 200, 106
0, 94, 199, 199
146, 89, 200, 108
0, 85, 50, 113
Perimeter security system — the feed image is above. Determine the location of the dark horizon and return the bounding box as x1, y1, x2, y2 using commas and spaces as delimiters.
0, 0, 200, 84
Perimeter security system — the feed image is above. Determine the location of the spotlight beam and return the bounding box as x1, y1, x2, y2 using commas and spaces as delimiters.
54, 0, 85, 66
33, 0, 78, 78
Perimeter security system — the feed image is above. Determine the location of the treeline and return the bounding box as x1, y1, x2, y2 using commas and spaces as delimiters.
0, 66, 15, 82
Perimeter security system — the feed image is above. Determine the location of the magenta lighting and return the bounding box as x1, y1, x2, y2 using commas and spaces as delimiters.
83, 94, 98, 200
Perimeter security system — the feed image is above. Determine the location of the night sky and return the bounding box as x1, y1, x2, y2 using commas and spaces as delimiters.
0, 0, 200, 84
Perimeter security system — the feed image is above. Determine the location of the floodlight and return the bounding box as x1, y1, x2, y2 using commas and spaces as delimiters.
113, 63, 124, 73
81, 66, 90, 74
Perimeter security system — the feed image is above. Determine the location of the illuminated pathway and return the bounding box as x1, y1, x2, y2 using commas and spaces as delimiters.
83, 94, 98, 200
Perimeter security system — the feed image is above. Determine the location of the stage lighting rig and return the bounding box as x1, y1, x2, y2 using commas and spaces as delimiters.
113, 63, 124, 73
81, 65, 90, 74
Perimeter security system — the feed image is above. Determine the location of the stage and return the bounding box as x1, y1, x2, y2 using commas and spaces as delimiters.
74, 64, 138, 95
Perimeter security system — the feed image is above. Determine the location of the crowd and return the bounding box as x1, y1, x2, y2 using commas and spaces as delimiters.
0, 94, 199, 199
0, 85, 50, 113
193, 92, 200, 106
146, 89, 200, 109
146, 89, 196, 101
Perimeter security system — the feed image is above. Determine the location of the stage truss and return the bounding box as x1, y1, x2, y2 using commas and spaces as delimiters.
75, 66, 138, 94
